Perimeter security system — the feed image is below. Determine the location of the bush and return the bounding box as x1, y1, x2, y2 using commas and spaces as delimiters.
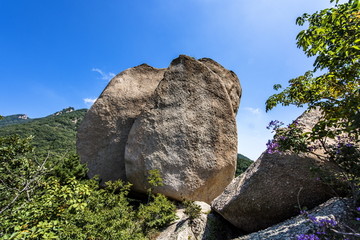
183, 200, 202, 220
0, 135, 177, 239
137, 194, 177, 231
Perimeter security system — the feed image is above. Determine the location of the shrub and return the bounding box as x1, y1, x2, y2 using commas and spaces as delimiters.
0, 136, 177, 239
183, 200, 202, 220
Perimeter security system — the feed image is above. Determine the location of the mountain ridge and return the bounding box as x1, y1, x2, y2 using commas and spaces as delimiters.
0, 107, 87, 154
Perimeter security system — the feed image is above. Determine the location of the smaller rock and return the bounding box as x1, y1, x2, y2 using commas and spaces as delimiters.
156, 202, 239, 240
234, 198, 353, 240
211, 152, 338, 233
194, 201, 212, 214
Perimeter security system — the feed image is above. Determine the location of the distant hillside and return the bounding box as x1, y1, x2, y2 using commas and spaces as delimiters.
236, 153, 253, 176
0, 114, 32, 127
0, 108, 87, 154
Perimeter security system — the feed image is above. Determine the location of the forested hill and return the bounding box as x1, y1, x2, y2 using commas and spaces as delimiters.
236, 153, 253, 176
0, 114, 32, 127
0, 107, 87, 154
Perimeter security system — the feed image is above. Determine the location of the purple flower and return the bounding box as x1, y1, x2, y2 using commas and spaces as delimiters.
300, 210, 308, 215
322, 218, 337, 226
266, 120, 284, 131
266, 139, 279, 154
287, 120, 298, 128
307, 146, 317, 152
310, 217, 337, 227
356, 218, 360, 221
308, 215, 317, 222
279, 136, 287, 141
356, 207, 360, 211
296, 234, 320, 240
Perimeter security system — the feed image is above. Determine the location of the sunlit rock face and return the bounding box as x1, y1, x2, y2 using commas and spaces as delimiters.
211, 109, 345, 233
125, 55, 240, 203
77, 55, 241, 203
77, 64, 165, 182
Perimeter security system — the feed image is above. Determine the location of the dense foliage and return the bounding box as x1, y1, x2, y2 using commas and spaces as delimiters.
235, 154, 253, 177
266, 0, 359, 238
0, 135, 177, 239
266, 0, 360, 141
0, 108, 177, 239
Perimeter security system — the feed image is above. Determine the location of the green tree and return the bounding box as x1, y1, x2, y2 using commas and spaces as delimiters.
236, 154, 253, 177
0, 135, 48, 215
0, 137, 177, 239
265, 1, 360, 238
266, 0, 360, 140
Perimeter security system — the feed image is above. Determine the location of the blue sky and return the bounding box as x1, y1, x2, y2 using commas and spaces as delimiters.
0, 0, 340, 159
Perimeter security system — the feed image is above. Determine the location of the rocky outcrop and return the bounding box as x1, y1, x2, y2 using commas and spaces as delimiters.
212, 152, 337, 233
77, 55, 241, 202
125, 55, 239, 203
158, 198, 353, 240
211, 108, 345, 232
77, 65, 165, 182
235, 198, 352, 240
156, 202, 240, 240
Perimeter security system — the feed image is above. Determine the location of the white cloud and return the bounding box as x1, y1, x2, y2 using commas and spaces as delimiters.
91, 68, 115, 81
244, 107, 261, 115
84, 98, 97, 107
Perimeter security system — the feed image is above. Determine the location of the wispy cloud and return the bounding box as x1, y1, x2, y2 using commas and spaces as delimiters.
91, 68, 115, 81
84, 98, 97, 107
244, 107, 262, 115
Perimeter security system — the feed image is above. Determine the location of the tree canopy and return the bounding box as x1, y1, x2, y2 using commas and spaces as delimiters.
266, 0, 360, 140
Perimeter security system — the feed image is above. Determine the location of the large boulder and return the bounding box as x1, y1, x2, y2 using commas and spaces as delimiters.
211, 152, 337, 232
77, 64, 165, 182
125, 55, 240, 203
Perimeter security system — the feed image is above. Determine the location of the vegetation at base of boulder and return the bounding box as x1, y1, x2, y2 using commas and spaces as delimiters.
0, 135, 177, 239
266, 0, 359, 239
183, 200, 202, 220
146, 169, 164, 202
236, 153, 253, 177
138, 194, 177, 232
139, 169, 177, 232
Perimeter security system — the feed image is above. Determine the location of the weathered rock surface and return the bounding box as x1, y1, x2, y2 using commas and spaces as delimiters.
212, 151, 337, 233
77, 64, 165, 182
199, 58, 242, 115
125, 55, 239, 203
211, 108, 347, 233
156, 202, 240, 240
234, 198, 352, 240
